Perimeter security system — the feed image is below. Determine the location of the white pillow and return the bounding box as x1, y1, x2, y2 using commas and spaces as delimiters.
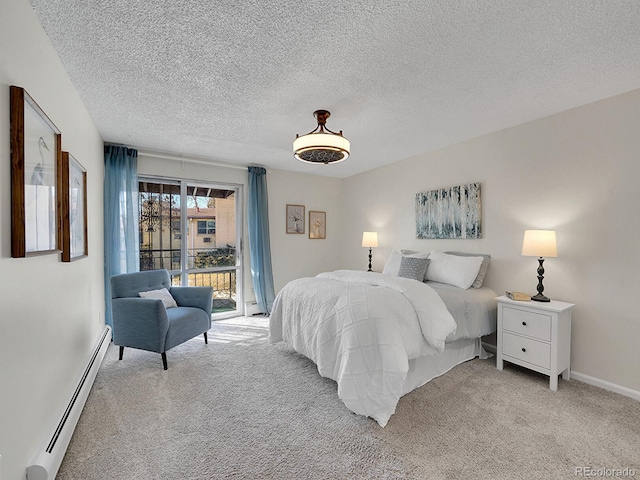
382, 250, 430, 278
382, 250, 403, 276
425, 251, 484, 289
445, 251, 492, 288
139, 288, 178, 308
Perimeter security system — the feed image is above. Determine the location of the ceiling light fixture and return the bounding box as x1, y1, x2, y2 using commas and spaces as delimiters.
293, 110, 350, 165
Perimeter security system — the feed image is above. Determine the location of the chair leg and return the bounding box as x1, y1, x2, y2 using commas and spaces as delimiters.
204, 332, 208, 344
119, 346, 124, 360
161, 352, 168, 370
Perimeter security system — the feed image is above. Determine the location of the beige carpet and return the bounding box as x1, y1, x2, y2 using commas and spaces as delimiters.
58, 317, 640, 480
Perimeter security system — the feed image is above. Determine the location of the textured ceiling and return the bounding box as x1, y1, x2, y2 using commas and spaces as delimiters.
30, 0, 640, 178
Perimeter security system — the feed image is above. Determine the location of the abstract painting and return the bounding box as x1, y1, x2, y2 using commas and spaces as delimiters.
416, 182, 481, 239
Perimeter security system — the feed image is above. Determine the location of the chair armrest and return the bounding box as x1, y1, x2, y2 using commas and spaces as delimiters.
111, 298, 169, 352
170, 286, 213, 314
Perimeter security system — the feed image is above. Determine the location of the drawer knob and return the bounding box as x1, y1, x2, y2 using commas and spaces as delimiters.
522, 321, 527, 326
521, 347, 526, 352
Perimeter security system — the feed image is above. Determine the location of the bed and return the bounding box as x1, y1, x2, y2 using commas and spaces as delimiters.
268, 254, 497, 427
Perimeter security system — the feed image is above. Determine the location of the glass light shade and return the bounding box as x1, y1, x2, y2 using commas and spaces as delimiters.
362, 231, 378, 248
522, 230, 557, 257
293, 133, 350, 164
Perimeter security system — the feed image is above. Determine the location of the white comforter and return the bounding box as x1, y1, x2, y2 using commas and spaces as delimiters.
269, 270, 457, 427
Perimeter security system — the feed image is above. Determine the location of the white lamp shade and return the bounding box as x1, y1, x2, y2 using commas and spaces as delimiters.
522, 230, 557, 257
362, 232, 378, 248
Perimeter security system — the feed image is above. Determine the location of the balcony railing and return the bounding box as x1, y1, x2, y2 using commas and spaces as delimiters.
141, 247, 237, 314
140, 246, 236, 272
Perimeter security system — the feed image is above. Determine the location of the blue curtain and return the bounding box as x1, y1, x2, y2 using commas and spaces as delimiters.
247, 166, 275, 314
104, 145, 140, 328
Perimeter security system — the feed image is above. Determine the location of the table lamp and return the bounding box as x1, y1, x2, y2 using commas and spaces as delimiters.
521, 229, 557, 302
362, 232, 378, 272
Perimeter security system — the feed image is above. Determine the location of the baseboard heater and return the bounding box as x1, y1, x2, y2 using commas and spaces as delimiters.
244, 301, 263, 316
27, 325, 112, 480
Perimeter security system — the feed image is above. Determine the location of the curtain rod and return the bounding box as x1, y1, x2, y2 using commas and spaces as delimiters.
138, 149, 257, 171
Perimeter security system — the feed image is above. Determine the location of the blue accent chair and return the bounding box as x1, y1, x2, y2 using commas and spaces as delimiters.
110, 269, 213, 370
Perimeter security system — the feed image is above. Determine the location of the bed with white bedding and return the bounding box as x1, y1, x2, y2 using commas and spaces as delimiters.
269, 264, 497, 427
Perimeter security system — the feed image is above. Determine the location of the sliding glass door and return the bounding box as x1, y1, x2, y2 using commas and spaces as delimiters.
138, 178, 242, 319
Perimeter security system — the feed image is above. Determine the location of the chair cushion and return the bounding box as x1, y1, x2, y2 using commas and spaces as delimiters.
164, 307, 211, 351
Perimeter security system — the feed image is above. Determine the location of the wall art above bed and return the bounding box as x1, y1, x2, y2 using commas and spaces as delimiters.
416, 182, 481, 239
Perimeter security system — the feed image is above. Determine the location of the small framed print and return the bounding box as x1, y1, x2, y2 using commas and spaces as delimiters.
10, 86, 62, 257
60, 152, 88, 262
309, 211, 326, 239
286, 204, 305, 234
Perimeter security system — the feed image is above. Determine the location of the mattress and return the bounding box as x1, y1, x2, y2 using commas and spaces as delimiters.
426, 281, 497, 342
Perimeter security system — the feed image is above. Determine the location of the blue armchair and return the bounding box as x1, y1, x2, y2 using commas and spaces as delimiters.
110, 269, 213, 370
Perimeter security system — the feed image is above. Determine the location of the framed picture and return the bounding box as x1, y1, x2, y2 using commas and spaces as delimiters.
309, 211, 326, 239
10, 86, 62, 257
415, 182, 482, 239
286, 204, 305, 234
60, 152, 88, 262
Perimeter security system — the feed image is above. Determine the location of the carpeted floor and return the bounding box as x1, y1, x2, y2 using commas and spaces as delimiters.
57, 317, 640, 480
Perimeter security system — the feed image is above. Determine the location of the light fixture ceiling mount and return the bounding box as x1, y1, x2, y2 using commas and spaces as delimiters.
293, 110, 350, 165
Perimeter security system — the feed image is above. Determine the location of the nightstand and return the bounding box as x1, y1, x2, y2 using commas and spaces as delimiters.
496, 296, 574, 391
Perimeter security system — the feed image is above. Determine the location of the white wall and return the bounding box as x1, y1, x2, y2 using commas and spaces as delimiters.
0, 2, 105, 479
341, 88, 640, 393
266, 169, 345, 292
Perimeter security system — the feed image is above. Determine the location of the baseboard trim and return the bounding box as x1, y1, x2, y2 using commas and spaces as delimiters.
570, 371, 640, 402
27, 325, 111, 480
481, 341, 496, 354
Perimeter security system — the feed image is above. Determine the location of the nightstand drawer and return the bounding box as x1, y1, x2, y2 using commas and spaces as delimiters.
502, 332, 550, 369
502, 306, 551, 341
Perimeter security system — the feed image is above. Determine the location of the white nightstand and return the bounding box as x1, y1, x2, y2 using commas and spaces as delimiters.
496, 296, 574, 391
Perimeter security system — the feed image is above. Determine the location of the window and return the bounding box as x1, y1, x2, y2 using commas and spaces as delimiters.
138, 179, 242, 318
197, 220, 216, 235
138, 182, 180, 272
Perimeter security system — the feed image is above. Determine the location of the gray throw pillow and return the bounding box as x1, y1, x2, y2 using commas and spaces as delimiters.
397, 257, 430, 282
